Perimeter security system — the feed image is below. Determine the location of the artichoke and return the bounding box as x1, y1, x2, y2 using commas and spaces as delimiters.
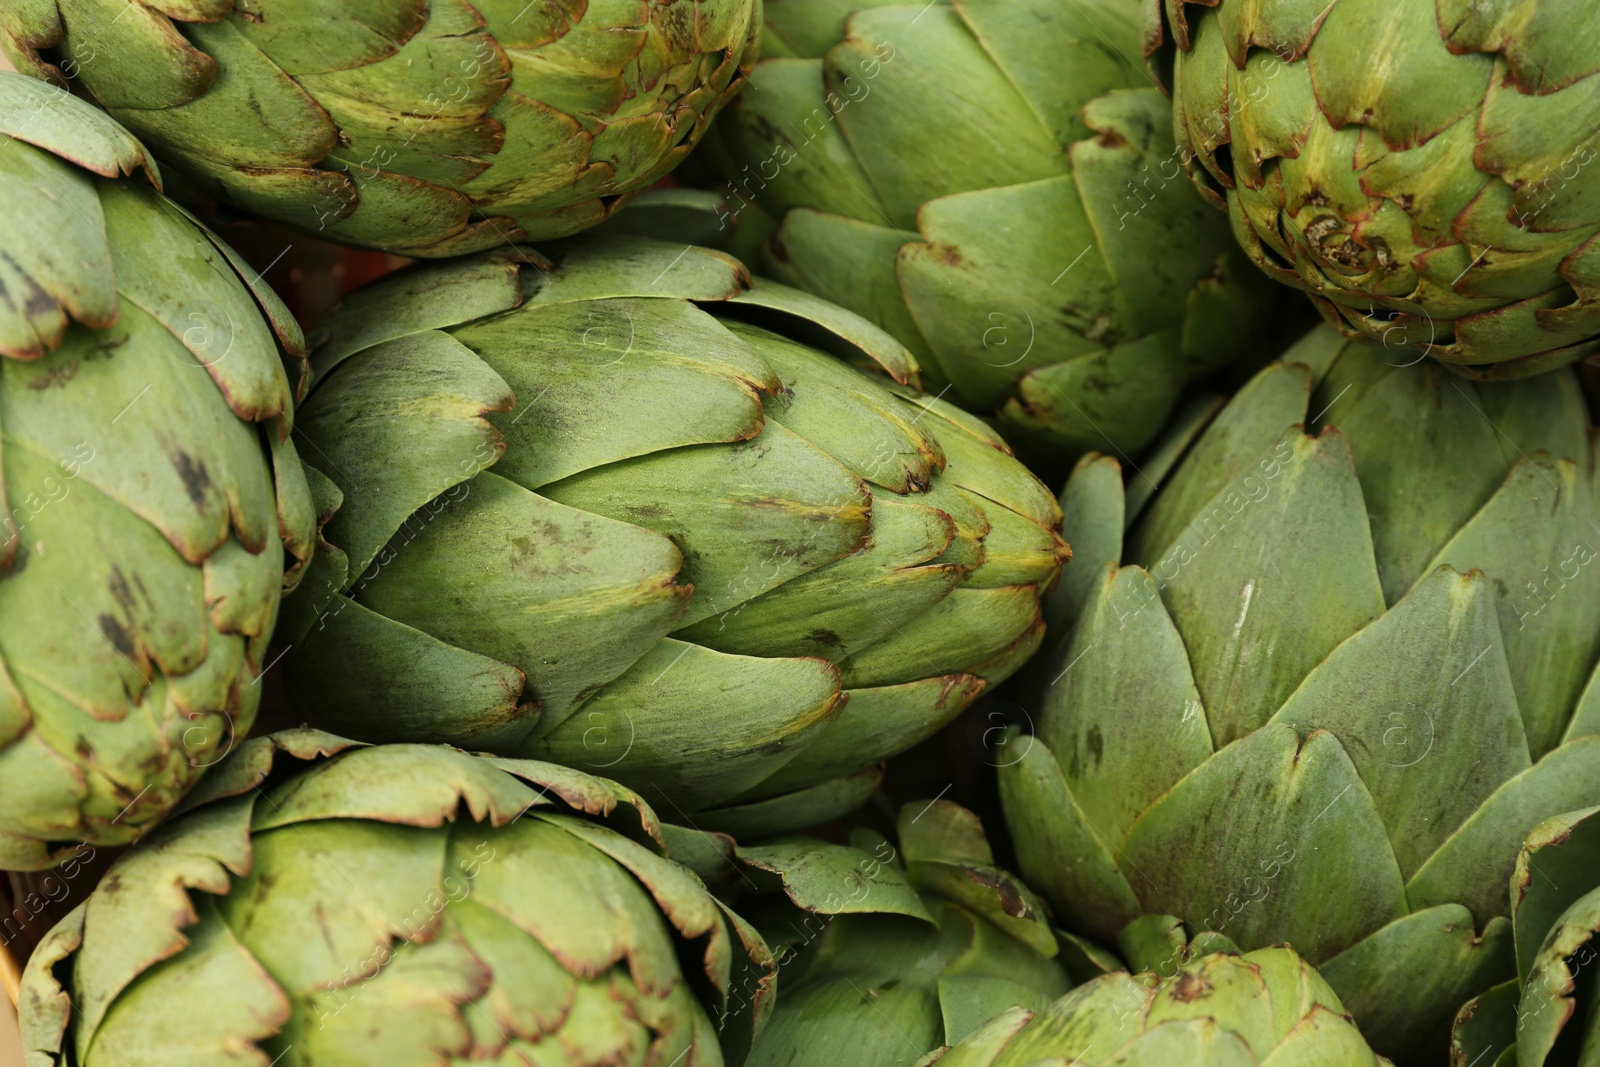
716, 800, 1097, 1067
0, 73, 315, 870
278, 235, 1069, 838
0, 0, 759, 257
1148, 0, 1600, 377
1451, 805, 1600, 1067
17, 728, 776, 1067
922, 946, 1388, 1066
1000, 325, 1600, 1058
704, 0, 1280, 462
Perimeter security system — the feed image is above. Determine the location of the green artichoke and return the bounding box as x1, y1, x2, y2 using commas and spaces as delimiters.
0, 0, 759, 257
1148, 0, 1600, 377
713, 800, 1101, 1067
277, 235, 1069, 838
704, 0, 1280, 462
1000, 326, 1600, 1058
17, 728, 774, 1067
921, 946, 1388, 1066
1451, 805, 1600, 1067
0, 73, 315, 871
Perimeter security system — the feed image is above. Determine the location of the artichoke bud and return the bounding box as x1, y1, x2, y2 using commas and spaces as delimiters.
1003, 324, 1600, 1060
281, 236, 1069, 838
1149, 0, 1600, 376
0, 74, 316, 870
16, 729, 777, 1067
926, 945, 1390, 1066
701, 0, 1286, 462
0, 0, 762, 255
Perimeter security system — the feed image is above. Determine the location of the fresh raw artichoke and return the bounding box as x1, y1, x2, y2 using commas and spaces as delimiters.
921, 946, 1389, 1066
1000, 325, 1600, 1059
704, 0, 1280, 461
278, 235, 1069, 838
17, 728, 776, 1067
1148, 0, 1600, 377
1451, 805, 1600, 1067
0, 0, 759, 256
715, 800, 1098, 1067
0, 73, 315, 870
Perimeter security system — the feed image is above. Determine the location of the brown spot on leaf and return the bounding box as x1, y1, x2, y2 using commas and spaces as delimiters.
962, 866, 1031, 918
1170, 971, 1210, 1003
97, 613, 136, 657
934, 674, 980, 709
27, 360, 78, 390
23, 286, 58, 319
1096, 128, 1128, 150
172, 452, 212, 507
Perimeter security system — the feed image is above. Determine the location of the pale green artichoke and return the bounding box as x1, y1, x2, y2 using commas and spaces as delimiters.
1001, 326, 1600, 1059
1, 0, 759, 256
17, 729, 774, 1067
705, 0, 1280, 461
922, 946, 1389, 1066
718, 800, 1100, 1067
0, 73, 315, 870
1451, 805, 1600, 1066
277, 235, 1069, 838
1148, 0, 1600, 376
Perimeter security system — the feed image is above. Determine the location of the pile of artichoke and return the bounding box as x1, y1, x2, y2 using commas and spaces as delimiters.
2, 1, 1598, 1065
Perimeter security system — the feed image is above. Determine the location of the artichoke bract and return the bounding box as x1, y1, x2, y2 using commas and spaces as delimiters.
1148, 0, 1600, 377
922, 946, 1388, 1066
722, 800, 1094, 1067
1001, 325, 1600, 1059
0, 74, 315, 871
278, 235, 1069, 838
17, 729, 775, 1067
1451, 806, 1600, 1067
0, 0, 758, 256
705, 0, 1279, 462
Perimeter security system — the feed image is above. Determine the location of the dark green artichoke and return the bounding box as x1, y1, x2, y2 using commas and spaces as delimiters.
717, 800, 1099, 1067
278, 235, 1069, 838
1148, 0, 1600, 377
1, 0, 759, 256
922, 945, 1389, 1066
1002, 326, 1600, 1058
16, 729, 775, 1067
1451, 805, 1600, 1067
704, 0, 1280, 461
0, 73, 315, 870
